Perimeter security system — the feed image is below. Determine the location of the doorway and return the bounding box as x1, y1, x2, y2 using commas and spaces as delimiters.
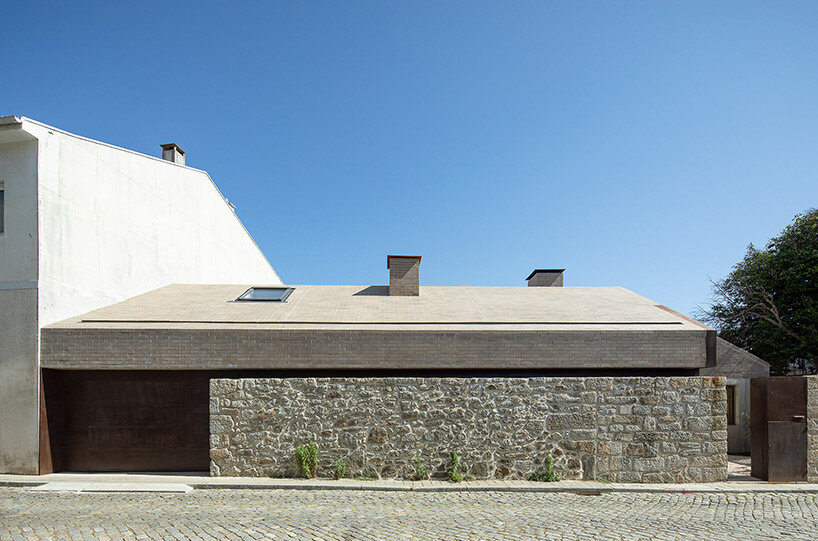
41, 370, 211, 473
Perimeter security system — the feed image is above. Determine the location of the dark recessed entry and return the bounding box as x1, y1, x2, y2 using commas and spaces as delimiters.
41, 370, 211, 473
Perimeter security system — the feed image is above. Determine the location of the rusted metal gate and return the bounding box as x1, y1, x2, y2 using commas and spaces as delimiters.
750, 377, 807, 481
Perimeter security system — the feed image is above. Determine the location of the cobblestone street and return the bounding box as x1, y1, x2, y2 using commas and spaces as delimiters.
2, 487, 818, 540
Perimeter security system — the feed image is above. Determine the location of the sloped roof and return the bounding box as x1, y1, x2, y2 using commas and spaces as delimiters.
700, 338, 770, 378
43, 284, 713, 371
47, 283, 709, 331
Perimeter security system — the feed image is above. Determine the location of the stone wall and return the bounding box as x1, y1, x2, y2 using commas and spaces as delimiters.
210, 377, 728, 483
808, 376, 818, 483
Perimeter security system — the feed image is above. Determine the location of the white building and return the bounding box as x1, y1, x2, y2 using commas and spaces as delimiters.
0, 116, 281, 474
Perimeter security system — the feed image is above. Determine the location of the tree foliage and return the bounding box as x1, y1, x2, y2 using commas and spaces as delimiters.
701, 209, 818, 375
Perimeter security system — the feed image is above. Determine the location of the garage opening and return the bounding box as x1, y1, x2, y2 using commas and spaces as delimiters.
41, 370, 211, 473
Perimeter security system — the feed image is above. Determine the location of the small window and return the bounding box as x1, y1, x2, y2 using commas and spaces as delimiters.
726, 385, 737, 426
0, 184, 4, 234
236, 287, 293, 302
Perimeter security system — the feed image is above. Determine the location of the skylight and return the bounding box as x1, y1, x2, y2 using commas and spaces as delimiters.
236, 287, 294, 302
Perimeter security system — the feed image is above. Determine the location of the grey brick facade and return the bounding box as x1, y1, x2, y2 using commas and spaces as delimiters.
41, 328, 710, 371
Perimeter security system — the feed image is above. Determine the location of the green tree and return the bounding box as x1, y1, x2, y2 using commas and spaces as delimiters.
701, 209, 818, 375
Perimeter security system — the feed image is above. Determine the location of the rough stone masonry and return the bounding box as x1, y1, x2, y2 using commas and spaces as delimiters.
808, 376, 818, 483
210, 376, 728, 483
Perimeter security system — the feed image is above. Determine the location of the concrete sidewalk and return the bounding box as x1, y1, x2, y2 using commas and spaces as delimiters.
3, 472, 818, 493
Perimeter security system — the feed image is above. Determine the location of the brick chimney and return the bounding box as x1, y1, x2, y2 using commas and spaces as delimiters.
160, 143, 185, 165
388, 255, 421, 296
526, 269, 564, 287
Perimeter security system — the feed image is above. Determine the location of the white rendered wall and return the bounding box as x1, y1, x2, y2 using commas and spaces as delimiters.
0, 136, 40, 474
0, 118, 281, 473
29, 120, 281, 327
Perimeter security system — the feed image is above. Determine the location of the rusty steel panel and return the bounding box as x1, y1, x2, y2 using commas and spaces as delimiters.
750, 378, 768, 480
768, 422, 807, 481
750, 377, 808, 482
767, 377, 807, 421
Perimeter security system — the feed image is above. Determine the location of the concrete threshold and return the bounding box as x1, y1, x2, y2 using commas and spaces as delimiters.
3, 474, 818, 494
30, 482, 193, 494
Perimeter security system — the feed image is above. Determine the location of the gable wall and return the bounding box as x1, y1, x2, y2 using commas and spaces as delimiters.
31, 122, 281, 327
1, 119, 282, 473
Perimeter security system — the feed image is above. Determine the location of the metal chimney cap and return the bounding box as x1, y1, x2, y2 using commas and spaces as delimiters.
160, 143, 185, 155
387, 255, 422, 269
525, 268, 565, 281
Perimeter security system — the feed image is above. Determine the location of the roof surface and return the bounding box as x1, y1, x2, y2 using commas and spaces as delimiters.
48, 284, 709, 331
700, 338, 770, 378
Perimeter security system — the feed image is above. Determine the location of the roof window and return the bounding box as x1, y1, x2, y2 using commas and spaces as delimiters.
236, 287, 293, 302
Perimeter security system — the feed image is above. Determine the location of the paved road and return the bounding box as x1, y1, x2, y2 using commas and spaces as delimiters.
2, 487, 818, 540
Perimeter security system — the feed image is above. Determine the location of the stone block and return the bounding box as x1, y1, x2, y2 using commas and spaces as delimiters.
547, 413, 595, 430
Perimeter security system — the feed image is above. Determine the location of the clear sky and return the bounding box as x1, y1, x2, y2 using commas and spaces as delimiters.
3, 1, 816, 316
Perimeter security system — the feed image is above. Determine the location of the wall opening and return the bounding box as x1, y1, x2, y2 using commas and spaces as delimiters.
726, 385, 737, 426
41, 369, 211, 473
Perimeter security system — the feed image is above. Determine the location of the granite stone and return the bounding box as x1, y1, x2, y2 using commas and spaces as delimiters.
210, 376, 728, 483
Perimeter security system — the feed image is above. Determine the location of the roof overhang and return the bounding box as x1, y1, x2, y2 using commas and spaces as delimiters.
0, 116, 38, 144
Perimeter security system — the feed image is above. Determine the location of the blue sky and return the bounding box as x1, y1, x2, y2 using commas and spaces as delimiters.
3, 1, 816, 316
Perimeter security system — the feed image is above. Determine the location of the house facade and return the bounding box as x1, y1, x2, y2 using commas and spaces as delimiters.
1, 117, 769, 479
39, 266, 731, 481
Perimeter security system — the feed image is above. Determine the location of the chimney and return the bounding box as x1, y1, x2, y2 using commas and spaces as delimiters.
387, 255, 421, 296
526, 269, 564, 287
161, 143, 185, 165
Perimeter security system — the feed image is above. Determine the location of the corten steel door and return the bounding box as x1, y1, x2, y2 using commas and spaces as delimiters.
41, 370, 211, 472
750, 377, 808, 482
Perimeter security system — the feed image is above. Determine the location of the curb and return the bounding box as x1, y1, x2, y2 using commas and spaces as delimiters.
4, 477, 818, 494
188, 482, 818, 494
0, 481, 45, 488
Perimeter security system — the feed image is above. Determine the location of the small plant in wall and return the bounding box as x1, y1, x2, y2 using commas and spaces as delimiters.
333, 458, 347, 480
295, 441, 319, 479
414, 453, 426, 481
448, 450, 463, 483
529, 453, 561, 482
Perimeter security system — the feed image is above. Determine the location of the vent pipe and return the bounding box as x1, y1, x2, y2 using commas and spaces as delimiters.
526, 269, 564, 287
160, 143, 185, 165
